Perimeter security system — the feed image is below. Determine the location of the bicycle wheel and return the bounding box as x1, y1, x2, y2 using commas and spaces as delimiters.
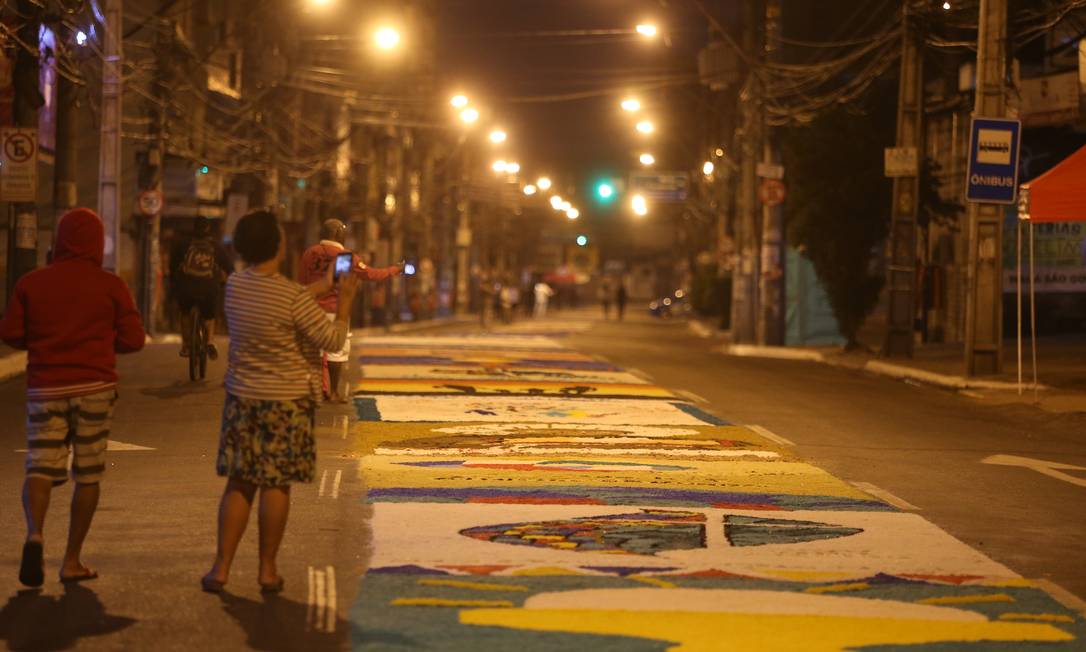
189, 306, 202, 381
197, 321, 208, 380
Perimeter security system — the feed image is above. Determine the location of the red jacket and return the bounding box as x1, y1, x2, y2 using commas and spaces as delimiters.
0, 208, 145, 400
298, 240, 401, 312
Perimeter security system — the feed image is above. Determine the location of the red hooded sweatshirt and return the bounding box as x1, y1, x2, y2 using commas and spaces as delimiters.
0, 208, 145, 400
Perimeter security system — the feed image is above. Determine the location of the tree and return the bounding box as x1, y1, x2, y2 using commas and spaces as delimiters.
781, 105, 893, 348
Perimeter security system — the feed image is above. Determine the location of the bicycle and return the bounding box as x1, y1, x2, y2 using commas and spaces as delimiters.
188, 305, 209, 381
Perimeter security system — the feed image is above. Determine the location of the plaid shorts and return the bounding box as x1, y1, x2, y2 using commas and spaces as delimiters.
25, 389, 117, 485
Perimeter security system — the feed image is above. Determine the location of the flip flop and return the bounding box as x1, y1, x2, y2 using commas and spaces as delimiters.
18, 541, 44, 588
259, 577, 285, 594
59, 568, 98, 584
201, 575, 226, 593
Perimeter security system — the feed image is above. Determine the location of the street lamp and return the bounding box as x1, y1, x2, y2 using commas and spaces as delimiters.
631, 193, 649, 216
639, 153, 655, 166
566, 208, 580, 220
537, 177, 552, 191
523, 184, 537, 195
550, 196, 564, 210
702, 161, 715, 176
450, 94, 469, 108
636, 120, 654, 134
374, 26, 401, 51
621, 98, 641, 112
459, 107, 479, 124
506, 162, 521, 174
636, 23, 658, 38
489, 129, 507, 144
307, 0, 333, 7
492, 160, 508, 173
942, 1, 951, 8
560, 200, 572, 212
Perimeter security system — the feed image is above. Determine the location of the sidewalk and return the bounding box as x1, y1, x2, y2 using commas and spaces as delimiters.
694, 318, 1086, 414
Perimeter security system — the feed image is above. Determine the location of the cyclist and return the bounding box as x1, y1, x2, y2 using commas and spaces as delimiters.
171, 217, 233, 360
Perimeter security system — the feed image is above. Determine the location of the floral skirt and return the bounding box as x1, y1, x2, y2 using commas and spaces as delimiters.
217, 394, 316, 486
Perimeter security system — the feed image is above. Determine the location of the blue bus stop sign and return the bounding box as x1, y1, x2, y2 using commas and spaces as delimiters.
966, 117, 1021, 204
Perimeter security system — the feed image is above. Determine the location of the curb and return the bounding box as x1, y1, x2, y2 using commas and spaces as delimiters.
862, 360, 1041, 392
722, 344, 1042, 392
0, 351, 27, 381
356, 316, 475, 337
725, 344, 827, 362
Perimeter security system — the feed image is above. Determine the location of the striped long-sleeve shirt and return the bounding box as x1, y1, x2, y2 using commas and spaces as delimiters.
224, 268, 347, 401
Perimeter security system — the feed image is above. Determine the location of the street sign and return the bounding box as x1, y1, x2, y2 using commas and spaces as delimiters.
759, 178, 786, 206
137, 189, 164, 216
756, 162, 784, 180
884, 147, 918, 177
966, 117, 1021, 204
629, 171, 689, 202
1, 127, 37, 202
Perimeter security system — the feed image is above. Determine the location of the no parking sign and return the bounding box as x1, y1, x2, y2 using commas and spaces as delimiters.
1, 127, 37, 202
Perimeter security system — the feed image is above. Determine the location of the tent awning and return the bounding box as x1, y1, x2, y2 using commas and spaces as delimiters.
1022, 144, 1086, 223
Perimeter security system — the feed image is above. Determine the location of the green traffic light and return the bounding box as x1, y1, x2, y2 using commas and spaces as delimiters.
596, 182, 615, 200
199, 165, 210, 174
576, 235, 588, 247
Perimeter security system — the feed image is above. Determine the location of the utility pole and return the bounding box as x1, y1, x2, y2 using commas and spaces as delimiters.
731, 0, 763, 343
884, 0, 925, 357
454, 139, 473, 315
7, 0, 41, 299
140, 19, 167, 336
53, 26, 78, 227
964, 0, 1008, 375
98, 0, 123, 272
757, 0, 784, 346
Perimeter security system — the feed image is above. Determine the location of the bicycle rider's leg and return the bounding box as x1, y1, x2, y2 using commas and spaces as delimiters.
180, 308, 193, 356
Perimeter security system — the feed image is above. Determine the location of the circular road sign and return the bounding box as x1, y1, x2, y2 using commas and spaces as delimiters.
138, 189, 164, 217
4, 131, 35, 163
759, 178, 786, 207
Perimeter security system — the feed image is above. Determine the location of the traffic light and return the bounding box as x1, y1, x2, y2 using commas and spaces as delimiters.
576, 235, 588, 247
595, 181, 615, 201
199, 165, 210, 174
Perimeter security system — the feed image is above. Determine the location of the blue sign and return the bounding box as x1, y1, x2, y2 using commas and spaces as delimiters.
966, 117, 1021, 204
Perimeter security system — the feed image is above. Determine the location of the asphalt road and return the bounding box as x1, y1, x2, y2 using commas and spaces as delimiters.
0, 341, 366, 651
0, 313, 1083, 650
565, 315, 1086, 604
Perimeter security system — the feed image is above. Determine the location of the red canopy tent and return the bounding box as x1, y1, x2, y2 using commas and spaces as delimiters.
1021, 144, 1086, 222
1014, 144, 1086, 392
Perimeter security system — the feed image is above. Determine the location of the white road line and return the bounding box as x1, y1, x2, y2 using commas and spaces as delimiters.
318, 470, 328, 497
1034, 579, 1086, 618
675, 389, 709, 405
331, 470, 343, 499
745, 424, 795, 447
325, 565, 338, 633
15, 439, 155, 453
306, 566, 316, 631
338, 415, 349, 439
850, 481, 920, 511
982, 454, 1086, 489
314, 567, 327, 631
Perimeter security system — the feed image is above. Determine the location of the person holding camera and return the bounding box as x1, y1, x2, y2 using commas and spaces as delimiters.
201, 210, 360, 594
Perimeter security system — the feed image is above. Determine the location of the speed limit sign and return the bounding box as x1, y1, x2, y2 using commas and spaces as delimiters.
138, 189, 164, 217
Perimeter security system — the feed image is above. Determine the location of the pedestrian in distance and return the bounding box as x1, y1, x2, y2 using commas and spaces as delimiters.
533, 281, 555, 318
171, 216, 233, 361
598, 278, 612, 319
298, 219, 402, 403
1, 208, 146, 587
615, 277, 629, 321
202, 210, 362, 594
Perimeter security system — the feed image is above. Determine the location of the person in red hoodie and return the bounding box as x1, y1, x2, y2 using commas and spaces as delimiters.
297, 219, 402, 403
0, 208, 145, 587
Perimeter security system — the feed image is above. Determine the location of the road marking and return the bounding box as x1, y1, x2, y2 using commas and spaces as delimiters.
337, 415, 349, 439
1034, 579, 1086, 618
850, 481, 920, 511
331, 470, 342, 499
307, 565, 337, 633
674, 389, 709, 405
15, 440, 155, 453
318, 471, 328, 497
981, 454, 1086, 489
745, 424, 794, 447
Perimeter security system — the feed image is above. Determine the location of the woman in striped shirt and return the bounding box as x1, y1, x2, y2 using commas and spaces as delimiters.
202, 210, 360, 594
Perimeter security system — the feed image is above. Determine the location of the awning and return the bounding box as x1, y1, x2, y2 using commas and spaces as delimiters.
1022, 144, 1086, 223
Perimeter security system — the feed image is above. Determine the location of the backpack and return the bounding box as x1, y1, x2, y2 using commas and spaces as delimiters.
180, 239, 217, 279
